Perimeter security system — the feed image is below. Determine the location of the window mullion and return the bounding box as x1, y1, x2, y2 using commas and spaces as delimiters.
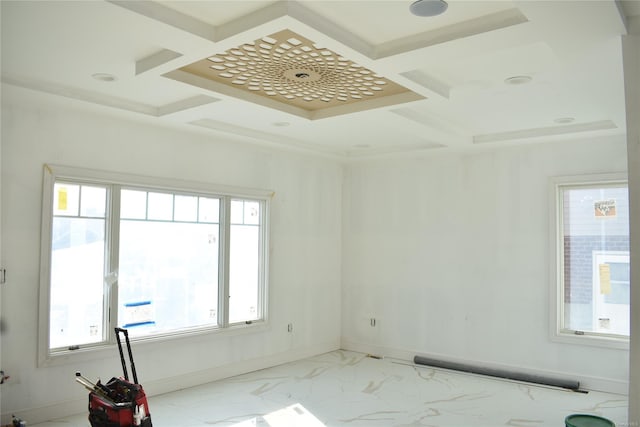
557, 186, 566, 336
106, 185, 121, 343
258, 200, 267, 320
219, 196, 231, 328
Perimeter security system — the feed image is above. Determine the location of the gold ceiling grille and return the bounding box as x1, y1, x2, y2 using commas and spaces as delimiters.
171, 29, 424, 119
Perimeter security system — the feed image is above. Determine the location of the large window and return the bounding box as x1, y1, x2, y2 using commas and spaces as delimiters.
551, 174, 630, 345
40, 165, 270, 358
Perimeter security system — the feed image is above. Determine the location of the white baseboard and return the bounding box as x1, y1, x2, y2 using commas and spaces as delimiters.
1, 340, 340, 426
341, 338, 629, 396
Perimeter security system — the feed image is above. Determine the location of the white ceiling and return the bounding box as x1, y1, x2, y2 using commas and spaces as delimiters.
1, 0, 637, 159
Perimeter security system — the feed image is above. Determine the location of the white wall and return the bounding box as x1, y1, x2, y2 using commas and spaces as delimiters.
623, 15, 640, 424
0, 81, 633, 423
341, 137, 630, 393
0, 85, 343, 424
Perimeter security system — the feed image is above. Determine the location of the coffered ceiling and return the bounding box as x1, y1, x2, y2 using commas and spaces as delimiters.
1, 1, 637, 158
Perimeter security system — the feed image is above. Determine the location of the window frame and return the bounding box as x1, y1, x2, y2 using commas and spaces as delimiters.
549, 172, 629, 350
38, 164, 272, 366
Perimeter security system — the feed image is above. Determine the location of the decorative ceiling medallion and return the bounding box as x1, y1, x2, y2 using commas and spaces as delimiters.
171, 29, 424, 119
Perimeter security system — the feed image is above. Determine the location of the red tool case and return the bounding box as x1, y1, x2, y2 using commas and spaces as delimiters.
76, 328, 152, 427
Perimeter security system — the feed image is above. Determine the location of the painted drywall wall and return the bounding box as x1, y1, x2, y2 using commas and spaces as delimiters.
0, 85, 342, 423
341, 136, 630, 393
623, 17, 640, 424
0, 80, 633, 422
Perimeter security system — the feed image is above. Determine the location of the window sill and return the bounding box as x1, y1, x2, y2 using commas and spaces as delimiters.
39, 321, 269, 368
551, 330, 629, 350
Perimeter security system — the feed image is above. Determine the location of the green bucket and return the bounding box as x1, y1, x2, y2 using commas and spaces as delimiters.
565, 414, 616, 427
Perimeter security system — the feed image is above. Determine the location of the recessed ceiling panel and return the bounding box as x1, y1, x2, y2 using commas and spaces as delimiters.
167, 29, 424, 119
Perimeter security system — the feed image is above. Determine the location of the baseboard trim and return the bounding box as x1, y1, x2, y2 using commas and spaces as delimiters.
340, 339, 629, 395
1, 340, 340, 426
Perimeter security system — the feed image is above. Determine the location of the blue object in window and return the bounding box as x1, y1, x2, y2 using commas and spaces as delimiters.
124, 301, 152, 307
122, 321, 156, 328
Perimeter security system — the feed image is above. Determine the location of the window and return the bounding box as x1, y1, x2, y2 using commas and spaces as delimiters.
551, 173, 630, 346
40, 165, 270, 359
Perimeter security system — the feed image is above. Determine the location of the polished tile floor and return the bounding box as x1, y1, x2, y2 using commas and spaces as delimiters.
34, 350, 628, 426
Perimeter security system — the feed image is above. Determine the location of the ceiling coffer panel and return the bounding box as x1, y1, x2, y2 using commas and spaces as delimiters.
171, 29, 424, 119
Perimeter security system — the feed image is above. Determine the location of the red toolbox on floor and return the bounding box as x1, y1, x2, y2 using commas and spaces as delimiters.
76, 328, 152, 427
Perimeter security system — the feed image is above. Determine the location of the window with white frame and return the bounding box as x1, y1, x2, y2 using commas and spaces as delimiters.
552, 174, 630, 344
40, 165, 270, 356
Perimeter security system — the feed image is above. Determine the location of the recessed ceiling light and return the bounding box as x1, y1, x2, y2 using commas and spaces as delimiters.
410, 0, 448, 17
554, 117, 575, 124
273, 122, 291, 127
92, 73, 117, 82
504, 75, 532, 85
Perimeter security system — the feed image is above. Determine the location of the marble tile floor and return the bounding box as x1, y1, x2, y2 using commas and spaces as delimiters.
33, 350, 628, 427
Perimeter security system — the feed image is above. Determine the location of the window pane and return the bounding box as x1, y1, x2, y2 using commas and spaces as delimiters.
80, 186, 106, 217
50, 217, 105, 348
118, 219, 219, 336
121, 189, 147, 219
562, 185, 630, 336
147, 192, 173, 221
229, 203, 261, 324
244, 201, 260, 225
230, 200, 244, 224
199, 197, 219, 223
174, 195, 198, 222
53, 183, 80, 216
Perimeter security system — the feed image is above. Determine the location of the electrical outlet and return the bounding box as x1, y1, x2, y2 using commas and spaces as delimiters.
287, 323, 293, 333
